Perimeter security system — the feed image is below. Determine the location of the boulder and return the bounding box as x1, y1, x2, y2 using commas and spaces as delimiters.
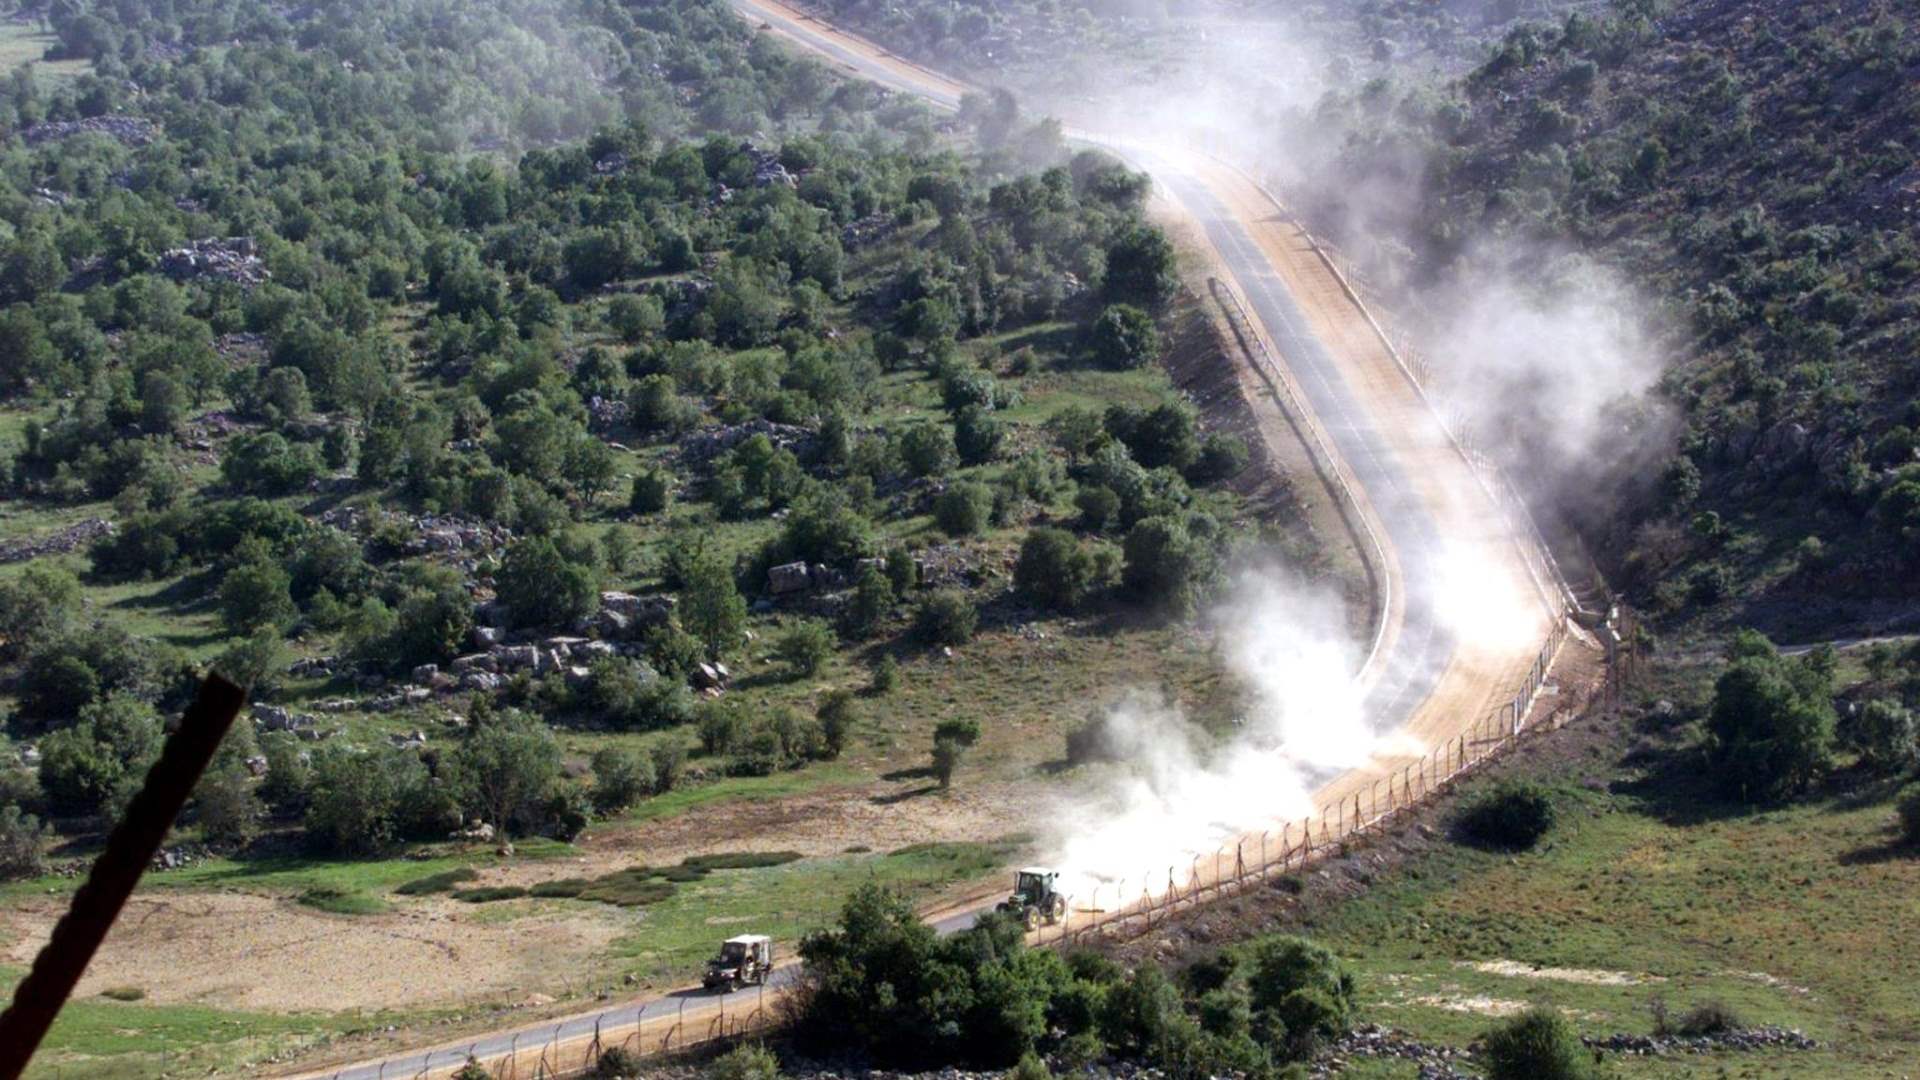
473, 625, 506, 648
494, 645, 540, 670
769, 561, 812, 594
412, 663, 439, 684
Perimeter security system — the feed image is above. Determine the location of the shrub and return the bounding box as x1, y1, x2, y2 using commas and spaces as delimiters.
494, 536, 601, 630
930, 737, 967, 788
1076, 485, 1121, 532
707, 1043, 781, 1080
899, 422, 957, 478
1456, 780, 1557, 850
1086, 303, 1160, 370
218, 558, 297, 636
1707, 636, 1837, 801
870, 655, 899, 694
1122, 515, 1211, 615
452, 1059, 493, 1080
594, 1045, 641, 1079
0, 805, 49, 881
629, 469, 673, 514
775, 618, 837, 677
1480, 1006, 1592, 1080
1898, 786, 1920, 846
818, 690, 857, 759
1246, 936, 1355, 1061
1191, 433, 1250, 483
590, 747, 654, 813
1847, 699, 1917, 772
1015, 528, 1098, 610
933, 481, 993, 536
1676, 1000, 1742, 1036
842, 566, 895, 640
1010, 1054, 1050, 1080
1065, 712, 1123, 766
530, 878, 590, 898
914, 589, 977, 646
651, 743, 686, 793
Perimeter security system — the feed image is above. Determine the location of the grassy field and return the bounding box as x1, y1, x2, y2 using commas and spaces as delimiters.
0, 22, 90, 83
1180, 647, 1920, 1077
5, 839, 1018, 1079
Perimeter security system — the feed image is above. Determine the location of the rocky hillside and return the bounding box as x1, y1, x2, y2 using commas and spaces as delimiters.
1286, 0, 1920, 638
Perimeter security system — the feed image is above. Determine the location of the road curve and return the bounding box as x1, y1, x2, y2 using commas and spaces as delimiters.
284, 6, 1563, 1077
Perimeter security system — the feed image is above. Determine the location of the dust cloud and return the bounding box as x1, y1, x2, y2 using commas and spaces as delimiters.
1009, 9, 1663, 898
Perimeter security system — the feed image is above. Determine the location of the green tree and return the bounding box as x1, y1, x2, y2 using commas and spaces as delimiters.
1103, 225, 1177, 307
495, 536, 601, 630
0, 563, 84, 660
817, 690, 857, 759
933, 481, 993, 536
1707, 632, 1837, 801
37, 694, 162, 820
448, 715, 562, 841
915, 589, 977, 646
590, 747, 654, 814
1015, 528, 1098, 610
0, 805, 49, 881
1122, 515, 1211, 615
218, 557, 297, 636
680, 551, 748, 659
1245, 936, 1356, 1060
776, 618, 836, 677
1087, 304, 1160, 370
842, 566, 895, 640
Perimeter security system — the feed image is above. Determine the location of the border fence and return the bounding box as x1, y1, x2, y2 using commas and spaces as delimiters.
301, 12, 1645, 1080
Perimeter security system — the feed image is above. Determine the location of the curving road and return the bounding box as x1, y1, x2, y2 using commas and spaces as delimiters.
283, 5, 1570, 1078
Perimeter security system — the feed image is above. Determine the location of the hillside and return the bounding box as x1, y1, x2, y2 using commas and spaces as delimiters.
1276, 0, 1920, 640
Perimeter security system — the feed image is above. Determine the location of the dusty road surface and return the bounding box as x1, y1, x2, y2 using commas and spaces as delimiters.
281, 3, 1596, 1076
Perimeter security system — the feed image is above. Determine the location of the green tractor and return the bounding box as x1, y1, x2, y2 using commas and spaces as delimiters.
997, 867, 1067, 931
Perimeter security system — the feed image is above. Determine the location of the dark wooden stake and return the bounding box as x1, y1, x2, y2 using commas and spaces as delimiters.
0, 675, 246, 1080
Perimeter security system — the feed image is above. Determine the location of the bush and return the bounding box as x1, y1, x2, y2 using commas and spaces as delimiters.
0, 804, 49, 881
1122, 515, 1212, 615
817, 690, 856, 759
1246, 936, 1355, 1061
1898, 786, 1920, 846
629, 468, 673, 514
1087, 303, 1160, 370
1676, 1000, 1742, 1036
930, 737, 967, 788
1191, 433, 1250, 483
594, 1045, 641, 1079
953, 404, 1006, 465
1456, 780, 1557, 850
870, 655, 899, 694
707, 1043, 781, 1080
494, 536, 601, 630
1707, 635, 1837, 801
933, 481, 993, 536
1015, 528, 1098, 610
914, 589, 977, 646
1480, 1006, 1592, 1080
218, 558, 297, 636
1847, 699, 1917, 772
591, 748, 654, 813
842, 566, 895, 640
775, 618, 837, 677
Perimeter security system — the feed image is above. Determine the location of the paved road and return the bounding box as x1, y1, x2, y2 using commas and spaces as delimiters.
293, 7, 1492, 1079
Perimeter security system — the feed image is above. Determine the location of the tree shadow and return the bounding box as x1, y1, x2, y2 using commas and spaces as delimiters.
870, 784, 942, 806
1608, 742, 1762, 827
1837, 835, 1916, 867
105, 567, 219, 612
880, 766, 934, 783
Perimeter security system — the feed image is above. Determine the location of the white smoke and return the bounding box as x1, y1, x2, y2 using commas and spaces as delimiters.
1047, 565, 1393, 902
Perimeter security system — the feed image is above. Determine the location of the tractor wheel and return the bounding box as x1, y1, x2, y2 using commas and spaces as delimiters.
1048, 894, 1066, 923
1023, 907, 1040, 932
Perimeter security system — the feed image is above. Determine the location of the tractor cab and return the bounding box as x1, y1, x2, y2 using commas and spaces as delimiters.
1013, 868, 1057, 905
999, 867, 1067, 930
